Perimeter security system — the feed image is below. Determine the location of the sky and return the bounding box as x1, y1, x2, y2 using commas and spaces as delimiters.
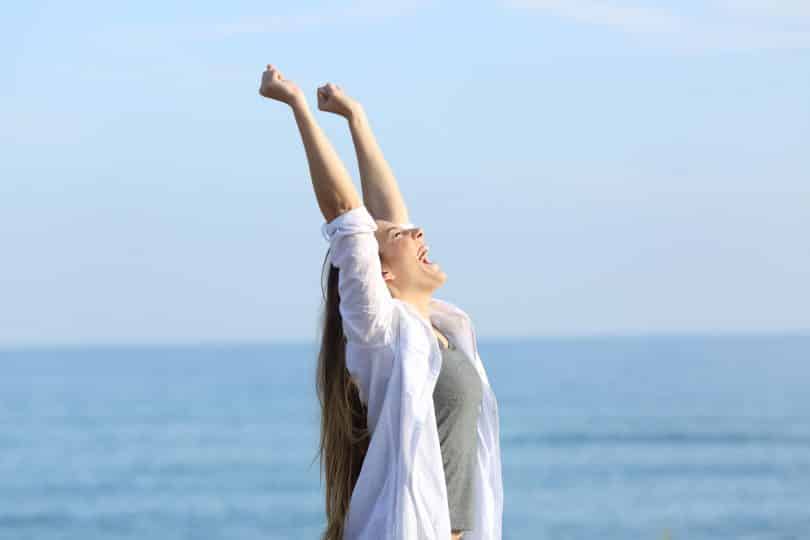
2, 1, 808, 348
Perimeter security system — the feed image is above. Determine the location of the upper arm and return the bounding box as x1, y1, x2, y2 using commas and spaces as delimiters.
321, 205, 395, 345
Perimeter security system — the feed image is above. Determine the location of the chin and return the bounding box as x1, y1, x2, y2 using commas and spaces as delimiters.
432, 269, 448, 289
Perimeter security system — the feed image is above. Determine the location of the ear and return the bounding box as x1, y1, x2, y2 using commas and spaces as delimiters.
382, 269, 395, 282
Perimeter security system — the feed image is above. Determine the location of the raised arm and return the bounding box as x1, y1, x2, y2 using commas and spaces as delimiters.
316, 83, 411, 225
259, 65, 394, 346
258, 65, 361, 222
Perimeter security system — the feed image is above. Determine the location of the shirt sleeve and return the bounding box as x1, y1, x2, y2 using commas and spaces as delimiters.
321, 205, 395, 346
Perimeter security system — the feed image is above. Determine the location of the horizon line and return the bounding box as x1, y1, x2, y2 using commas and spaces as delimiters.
2, 330, 809, 353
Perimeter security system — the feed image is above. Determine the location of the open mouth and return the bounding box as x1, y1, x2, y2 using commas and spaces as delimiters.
418, 246, 435, 266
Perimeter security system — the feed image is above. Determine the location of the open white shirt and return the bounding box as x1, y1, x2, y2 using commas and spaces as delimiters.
321, 205, 504, 539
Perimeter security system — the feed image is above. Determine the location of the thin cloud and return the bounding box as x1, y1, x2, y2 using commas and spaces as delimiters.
207, 0, 432, 37
719, 0, 810, 20
505, 0, 682, 34
84, 0, 432, 45
504, 0, 810, 50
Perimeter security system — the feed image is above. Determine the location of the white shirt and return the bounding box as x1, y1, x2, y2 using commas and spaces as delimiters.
321, 205, 504, 539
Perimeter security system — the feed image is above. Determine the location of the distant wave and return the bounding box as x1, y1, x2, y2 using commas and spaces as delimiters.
0, 511, 72, 528
504, 432, 810, 447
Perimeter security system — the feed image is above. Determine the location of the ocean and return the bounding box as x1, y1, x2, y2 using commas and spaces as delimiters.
1, 335, 808, 539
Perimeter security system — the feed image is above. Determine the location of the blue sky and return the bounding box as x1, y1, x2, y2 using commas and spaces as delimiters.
2, 1, 808, 347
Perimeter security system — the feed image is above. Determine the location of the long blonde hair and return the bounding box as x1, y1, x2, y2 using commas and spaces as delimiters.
315, 250, 371, 540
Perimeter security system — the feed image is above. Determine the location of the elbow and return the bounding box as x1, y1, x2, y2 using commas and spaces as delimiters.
325, 200, 363, 223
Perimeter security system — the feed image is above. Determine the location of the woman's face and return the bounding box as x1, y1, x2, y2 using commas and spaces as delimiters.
374, 219, 447, 296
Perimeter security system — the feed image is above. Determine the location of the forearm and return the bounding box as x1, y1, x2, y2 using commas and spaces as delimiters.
291, 100, 361, 222
347, 106, 410, 225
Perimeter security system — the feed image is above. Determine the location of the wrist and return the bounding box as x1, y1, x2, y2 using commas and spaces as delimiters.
290, 95, 310, 114
346, 103, 366, 124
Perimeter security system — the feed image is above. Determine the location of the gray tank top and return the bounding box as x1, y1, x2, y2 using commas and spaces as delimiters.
432, 333, 483, 532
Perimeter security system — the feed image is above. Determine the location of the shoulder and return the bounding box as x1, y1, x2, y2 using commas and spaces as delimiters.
430, 296, 472, 322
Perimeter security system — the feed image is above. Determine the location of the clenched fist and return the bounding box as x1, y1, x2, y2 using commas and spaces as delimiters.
259, 64, 304, 106
317, 82, 361, 119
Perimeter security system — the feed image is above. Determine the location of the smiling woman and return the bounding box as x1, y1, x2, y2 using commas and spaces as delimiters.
372, 220, 446, 306
259, 64, 503, 540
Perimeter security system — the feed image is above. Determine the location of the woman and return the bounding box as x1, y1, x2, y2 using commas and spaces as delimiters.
259, 64, 503, 540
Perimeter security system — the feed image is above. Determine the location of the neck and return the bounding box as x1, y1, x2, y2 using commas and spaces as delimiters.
400, 292, 433, 324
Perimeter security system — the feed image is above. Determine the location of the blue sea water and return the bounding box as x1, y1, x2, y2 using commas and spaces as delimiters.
1, 335, 808, 540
